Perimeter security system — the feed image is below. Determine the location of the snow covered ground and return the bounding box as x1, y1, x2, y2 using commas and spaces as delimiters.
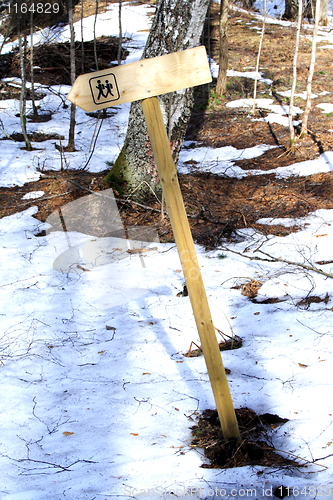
1, 2, 333, 499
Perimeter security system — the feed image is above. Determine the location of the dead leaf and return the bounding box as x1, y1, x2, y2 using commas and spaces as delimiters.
315, 234, 328, 238
77, 264, 91, 272
131, 433, 139, 436
63, 431, 74, 436
142, 372, 150, 375
298, 363, 308, 368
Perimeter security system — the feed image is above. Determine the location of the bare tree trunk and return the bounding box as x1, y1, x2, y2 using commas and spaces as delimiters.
107, 0, 211, 196
319, 0, 328, 25
65, 0, 76, 152
94, 0, 99, 71
301, 0, 320, 137
289, 0, 303, 146
30, 7, 38, 119
283, 0, 299, 19
117, 0, 122, 66
81, 0, 85, 74
252, 0, 267, 113
286, 0, 327, 24
17, 3, 32, 151
216, 0, 228, 96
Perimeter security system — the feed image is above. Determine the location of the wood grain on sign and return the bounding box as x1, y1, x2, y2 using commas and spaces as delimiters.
67, 46, 212, 111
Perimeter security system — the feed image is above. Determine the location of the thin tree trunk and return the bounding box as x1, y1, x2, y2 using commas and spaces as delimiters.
65, 0, 76, 151
301, 0, 320, 136
17, 4, 32, 151
319, 0, 328, 25
107, 0, 210, 195
30, 8, 38, 118
94, 0, 99, 71
288, 0, 302, 146
252, 0, 267, 113
117, 0, 122, 66
216, 0, 228, 96
287, 0, 327, 24
81, 0, 85, 73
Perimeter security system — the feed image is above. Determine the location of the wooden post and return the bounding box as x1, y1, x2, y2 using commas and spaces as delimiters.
141, 96, 240, 442
67, 46, 240, 442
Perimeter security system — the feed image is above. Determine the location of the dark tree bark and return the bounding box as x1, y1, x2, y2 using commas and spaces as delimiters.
117, 0, 122, 66
284, 0, 328, 25
64, 0, 76, 152
17, 2, 32, 150
30, 7, 39, 119
107, 0, 211, 196
216, 0, 228, 96
283, 0, 299, 20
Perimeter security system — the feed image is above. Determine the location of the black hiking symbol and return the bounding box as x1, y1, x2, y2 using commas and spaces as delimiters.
89, 73, 120, 105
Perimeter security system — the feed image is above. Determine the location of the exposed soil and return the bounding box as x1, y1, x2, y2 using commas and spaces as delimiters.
1, 1, 333, 249
190, 408, 300, 470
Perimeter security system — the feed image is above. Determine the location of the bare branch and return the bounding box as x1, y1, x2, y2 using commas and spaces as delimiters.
220, 245, 333, 279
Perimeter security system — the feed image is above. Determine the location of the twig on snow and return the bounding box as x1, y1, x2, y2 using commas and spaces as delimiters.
220, 245, 333, 279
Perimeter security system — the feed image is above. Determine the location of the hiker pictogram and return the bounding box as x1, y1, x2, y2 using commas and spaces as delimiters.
89, 73, 119, 105
96, 79, 114, 100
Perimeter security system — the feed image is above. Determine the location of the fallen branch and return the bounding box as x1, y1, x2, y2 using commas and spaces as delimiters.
256, 249, 333, 279
3, 455, 97, 474
221, 246, 333, 279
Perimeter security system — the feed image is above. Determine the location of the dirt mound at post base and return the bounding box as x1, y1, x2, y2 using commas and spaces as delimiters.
191, 408, 299, 469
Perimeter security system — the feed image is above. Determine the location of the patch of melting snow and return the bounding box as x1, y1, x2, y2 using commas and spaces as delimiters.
209, 58, 273, 85
178, 143, 277, 176
226, 97, 303, 126
21, 191, 45, 200
226, 97, 302, 116
317, 102, 333, 113
179, 146, 333, 178
277, 90, 318, 99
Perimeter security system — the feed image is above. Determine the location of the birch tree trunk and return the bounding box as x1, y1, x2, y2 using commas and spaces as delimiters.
106, 0, 211, 196
65, 0, 76, 152
319, 0, 328, 25
117, 0, 122, 66
17, 4, 32, 150
94, 0, 99, 71
288, 0, 302, 146
301, 0, 320, 136
30, 8, 38, 119
81, 0, 85, 74
216, 0, 228, 96
252, 0, 267, 113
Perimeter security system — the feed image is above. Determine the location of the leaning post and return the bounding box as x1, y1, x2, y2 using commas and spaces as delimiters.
67, 46, 240, 443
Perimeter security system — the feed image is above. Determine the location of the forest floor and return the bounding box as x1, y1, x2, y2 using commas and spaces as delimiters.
1, 1, 333, 248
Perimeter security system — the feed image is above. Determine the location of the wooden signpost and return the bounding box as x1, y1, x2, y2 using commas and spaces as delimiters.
67, 46, 240, 442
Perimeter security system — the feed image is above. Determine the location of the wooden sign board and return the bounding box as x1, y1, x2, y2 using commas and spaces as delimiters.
67, 46, 212, 111
67, 47, 240, 443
